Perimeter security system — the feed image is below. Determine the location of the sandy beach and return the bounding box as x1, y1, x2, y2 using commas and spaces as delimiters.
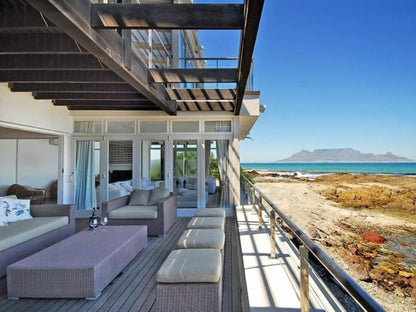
252, 174, 416, 312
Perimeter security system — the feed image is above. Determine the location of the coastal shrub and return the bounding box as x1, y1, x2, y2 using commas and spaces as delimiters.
240, 167, 255, 184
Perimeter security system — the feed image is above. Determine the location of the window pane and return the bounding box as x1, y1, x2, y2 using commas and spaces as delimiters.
172, 121, 199, 133
107, 121, 135, 133
140, 121, 167, 133
74, 121, 101, 133
204, 121, 231, 132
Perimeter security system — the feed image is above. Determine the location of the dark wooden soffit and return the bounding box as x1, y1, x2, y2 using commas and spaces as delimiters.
9, 82, 138, 93
0, 70, 124, 83
234, 0, 264, 115
150, 69, 238, 84
167, 88, 236, 101
66, 105, 158, 111
91, 3, 244, 30
53, 100, 152, 106
33, 92, 146, 100
0, 54, 106, 70
25, 0, 176, 115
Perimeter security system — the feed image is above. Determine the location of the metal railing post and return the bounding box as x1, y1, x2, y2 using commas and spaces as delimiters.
300, 245, 310, 312
258, 195, 263, 229
270, 209, 276, 258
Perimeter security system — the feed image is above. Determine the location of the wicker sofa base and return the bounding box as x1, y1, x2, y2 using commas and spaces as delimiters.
156, 278, 222, 312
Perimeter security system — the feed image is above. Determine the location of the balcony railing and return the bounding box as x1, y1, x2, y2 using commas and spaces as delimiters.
241, 175, 385, 312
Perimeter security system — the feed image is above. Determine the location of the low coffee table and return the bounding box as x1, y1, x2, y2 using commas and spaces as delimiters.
7, 225, 147, 300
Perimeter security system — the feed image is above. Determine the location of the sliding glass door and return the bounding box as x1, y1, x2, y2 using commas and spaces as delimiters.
174, 140, 198, 209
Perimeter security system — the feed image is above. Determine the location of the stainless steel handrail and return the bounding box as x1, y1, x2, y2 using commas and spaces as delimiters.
241, 175, 385, 312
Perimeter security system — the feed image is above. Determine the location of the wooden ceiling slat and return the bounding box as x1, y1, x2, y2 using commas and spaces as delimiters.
53, 99, 154, 106
26, 0, 176, 115
33, 92, 145, 100
150, 69, 238, 83
0, 33, 88, 54
67, 105, 158, 111
91, 3, 244, 30
0, 3, 59, 33
0, 70, 124, 83
9, 82, 137, 93
0, 54, 105, 70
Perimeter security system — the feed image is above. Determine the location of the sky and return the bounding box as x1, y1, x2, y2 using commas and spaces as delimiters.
197, 0, 416, 162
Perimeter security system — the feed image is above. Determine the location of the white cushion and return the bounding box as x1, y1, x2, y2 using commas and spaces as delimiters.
148, 188, 170, 205
157, 249, 221, 283
0, 197, 32, 223
120, 181, 133, 192
109, 205, 158, 219
129, 189, 150, 205
0, 216, 68, 252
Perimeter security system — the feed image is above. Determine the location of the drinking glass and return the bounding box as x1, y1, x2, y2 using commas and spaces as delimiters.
100, 216, 108, 226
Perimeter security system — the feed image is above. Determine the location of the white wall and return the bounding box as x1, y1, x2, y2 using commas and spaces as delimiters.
0, 139, 58, 197
0, 83, 72, 134
0, 140, 17, 195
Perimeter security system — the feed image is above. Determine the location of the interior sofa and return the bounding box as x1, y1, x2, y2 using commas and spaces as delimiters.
7, 184, 46, 204
0, 203, 75, 277
102, 188, 177, 236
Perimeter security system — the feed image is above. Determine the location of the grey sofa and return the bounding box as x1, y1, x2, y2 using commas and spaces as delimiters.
102, 189, 177, 236
0, 204, 75, 277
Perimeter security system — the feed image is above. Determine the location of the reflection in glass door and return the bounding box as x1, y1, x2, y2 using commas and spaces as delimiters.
141, 140, 165, 189
108, 140, 133, 200
205, 140, 229, 209
174, 140, 198, 209
74, 140, 100, 211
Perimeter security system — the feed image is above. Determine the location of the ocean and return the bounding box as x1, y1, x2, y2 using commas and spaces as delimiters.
241, 162, 416, 178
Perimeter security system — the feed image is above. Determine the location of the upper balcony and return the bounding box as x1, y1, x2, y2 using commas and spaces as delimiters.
0, 0, 262, 115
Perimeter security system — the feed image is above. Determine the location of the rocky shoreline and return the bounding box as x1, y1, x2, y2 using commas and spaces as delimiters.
249, 172, 416, 312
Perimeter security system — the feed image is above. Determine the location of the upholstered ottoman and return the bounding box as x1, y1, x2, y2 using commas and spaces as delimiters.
176, 229, 225, 250
186, 217, 225, 230
156, 249, 222, 312
195, 208, 226, 218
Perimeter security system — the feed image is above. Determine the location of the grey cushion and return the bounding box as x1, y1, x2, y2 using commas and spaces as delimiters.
187, 217, 225, 230
129, 189, 150, 206
195, 208, 226, 218
177, 229, 225, 250
0, 216, 68, 252
157, 249, 221, 283
109, 205, 158, 219
148, 188, 170, 205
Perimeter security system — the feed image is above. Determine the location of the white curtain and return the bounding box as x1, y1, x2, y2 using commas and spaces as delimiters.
75, 122, 96, 210
216, 140, 229, 208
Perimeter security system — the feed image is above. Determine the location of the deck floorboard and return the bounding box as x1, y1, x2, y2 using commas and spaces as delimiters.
0, 217, 242, 312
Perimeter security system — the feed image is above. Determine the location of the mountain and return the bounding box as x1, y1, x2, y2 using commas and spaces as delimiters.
276, 148, 413, 163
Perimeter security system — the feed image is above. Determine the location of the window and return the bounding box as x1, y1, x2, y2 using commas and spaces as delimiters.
204, 121, 231, 132
172, 121, 199, 133
74, 121, 101, 133
107, 121, 135, 133
140, 121, 167, 133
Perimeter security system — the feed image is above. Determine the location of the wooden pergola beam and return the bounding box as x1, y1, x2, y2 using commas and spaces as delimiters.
0, 33, 88, 54
167, 88, 236, 101
0, 70, 123, 83
91, 3, 244, 30
9, 82, 137, 93
26, 0, 176, 115
150, 69, 238, 83
33, 92, 145, 100
53, 99, 153, 106
234, 0, 264, 115
0, 54, 106, 70
66, 105, 158, 111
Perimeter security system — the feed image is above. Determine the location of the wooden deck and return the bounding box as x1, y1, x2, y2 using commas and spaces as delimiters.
0, 217, 245, 312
